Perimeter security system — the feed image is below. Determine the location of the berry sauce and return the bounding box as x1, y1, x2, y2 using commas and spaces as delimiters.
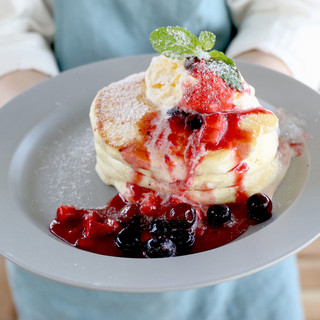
50, 185, 268, 258
50, 59, 274, 258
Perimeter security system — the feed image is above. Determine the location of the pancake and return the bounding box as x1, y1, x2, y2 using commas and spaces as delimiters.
89, 59, 287, 204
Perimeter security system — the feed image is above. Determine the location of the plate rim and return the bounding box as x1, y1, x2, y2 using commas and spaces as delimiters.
0, 55, 319, 292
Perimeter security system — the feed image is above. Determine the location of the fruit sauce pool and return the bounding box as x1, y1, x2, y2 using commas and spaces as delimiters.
50, 185, 271, 258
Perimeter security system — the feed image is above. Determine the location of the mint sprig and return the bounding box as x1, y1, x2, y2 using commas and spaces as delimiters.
207, 60, 243, 92
150, 26, 243, 91
150, 26, 203, 60
199, 31, 216, 51
209, 50, 235, 66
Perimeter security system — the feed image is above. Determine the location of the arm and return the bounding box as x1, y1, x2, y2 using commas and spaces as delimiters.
0, 70, 49, 107
0, 0, 58, 107
227, 0, 320, 88
235, 50, 292, 76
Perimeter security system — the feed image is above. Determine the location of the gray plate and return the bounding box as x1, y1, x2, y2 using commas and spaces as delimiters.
0, 55, 319, 292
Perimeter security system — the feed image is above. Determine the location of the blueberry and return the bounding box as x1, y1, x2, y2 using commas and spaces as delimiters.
115, 226, 141, 256
207, 204, 231, 227
247, 193, 272, 223
184, 56, 199, 70
129, 216, 143, 231
149, 219, 171, 236
167, 203, 197, 228
167, 106, 188, 118
144, 237, 177, 258
186, 114, 204, 130
169, 229, 195, 255
167, 107, 203, 131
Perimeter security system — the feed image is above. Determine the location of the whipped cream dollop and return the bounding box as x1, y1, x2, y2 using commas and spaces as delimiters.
145, 55, 195, 111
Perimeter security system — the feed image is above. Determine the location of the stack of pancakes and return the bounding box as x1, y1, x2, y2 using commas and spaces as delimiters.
90, 57, 289, 205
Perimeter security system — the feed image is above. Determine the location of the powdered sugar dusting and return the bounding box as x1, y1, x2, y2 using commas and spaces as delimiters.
98, 73, 147, 122
34, 124, 96, 208
277, 108, 308, 157
93, 72, 153, 146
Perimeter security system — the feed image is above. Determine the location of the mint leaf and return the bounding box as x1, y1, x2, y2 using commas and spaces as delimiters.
207, 60, 243, 91
150, 26, 201, 60
209, 50, 235, 66
149, 26, 242, 91
199, 31, 216, 51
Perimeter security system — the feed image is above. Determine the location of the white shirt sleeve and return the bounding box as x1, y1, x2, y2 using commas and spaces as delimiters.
227, 0, 320, 89
0, 0, 59, 78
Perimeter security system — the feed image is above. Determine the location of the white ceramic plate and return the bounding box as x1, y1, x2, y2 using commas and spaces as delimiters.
0, 55, 319, 293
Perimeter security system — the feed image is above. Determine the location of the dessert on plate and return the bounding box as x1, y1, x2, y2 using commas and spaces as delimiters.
50, 27, 301, 258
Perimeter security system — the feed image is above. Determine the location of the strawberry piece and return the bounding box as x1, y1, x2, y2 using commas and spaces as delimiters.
84, 212, 121, 238
56, 205, 79, 223
118, 204, 140, 224
202, 113, 227, 146
140, 192, 161, 217
77, 237, 96, 250
179, 60, 235, 113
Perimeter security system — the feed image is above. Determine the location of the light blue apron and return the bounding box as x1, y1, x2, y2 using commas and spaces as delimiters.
7, 257, 303, 320
8, 1, 304, 319
54, 0, 233, 70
